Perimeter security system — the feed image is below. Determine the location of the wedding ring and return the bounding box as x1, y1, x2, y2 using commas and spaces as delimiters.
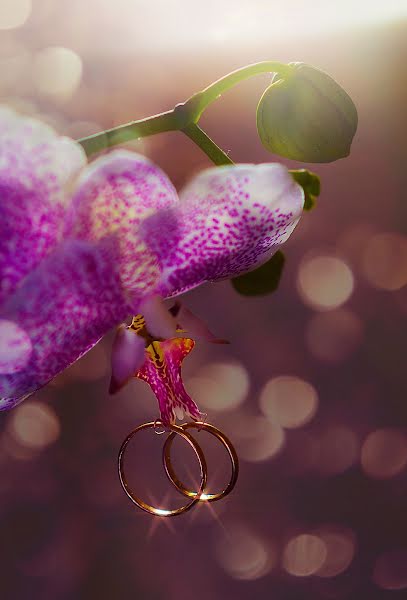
163, 421, 239, 502
118, 421, 207, 516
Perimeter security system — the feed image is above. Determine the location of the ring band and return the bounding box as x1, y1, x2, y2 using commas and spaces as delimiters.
163, 421, 239, 502
118, 421, 207, 517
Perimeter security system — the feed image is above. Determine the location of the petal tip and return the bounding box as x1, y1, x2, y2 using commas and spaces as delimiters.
108, 375, 125, 395
110, 325, 145, 394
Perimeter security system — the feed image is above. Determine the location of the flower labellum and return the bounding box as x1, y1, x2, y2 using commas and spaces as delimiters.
111, 314, 202, 426
257, 62, 358, 163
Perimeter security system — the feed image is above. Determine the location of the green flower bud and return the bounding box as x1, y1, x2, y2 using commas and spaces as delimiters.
257, 63, 358, 163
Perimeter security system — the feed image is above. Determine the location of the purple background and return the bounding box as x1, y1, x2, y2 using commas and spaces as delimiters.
0, 3, 406, 599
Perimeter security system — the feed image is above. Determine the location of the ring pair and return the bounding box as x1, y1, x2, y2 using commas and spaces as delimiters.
118, 421, 239, 517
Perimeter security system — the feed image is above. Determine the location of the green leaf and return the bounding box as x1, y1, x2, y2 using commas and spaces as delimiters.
290, 169, 321, 211
231, 251, 285, 296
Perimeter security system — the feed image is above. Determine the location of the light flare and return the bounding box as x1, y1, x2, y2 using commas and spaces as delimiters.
259, 375, 318, 428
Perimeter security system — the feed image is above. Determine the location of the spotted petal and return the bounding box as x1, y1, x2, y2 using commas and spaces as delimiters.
66, 151, 179, 298
0, 107, 86, 307
141, 163, 304, 298
0, 320, 32, 375
0, 239, 131, 408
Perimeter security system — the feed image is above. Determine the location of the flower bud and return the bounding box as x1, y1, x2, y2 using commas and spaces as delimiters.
257, 63, 358, 163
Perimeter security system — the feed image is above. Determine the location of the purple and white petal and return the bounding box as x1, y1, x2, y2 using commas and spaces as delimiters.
0, 239, 132, 409
0, 107, 86, 306
139, 295, 177, 340
170, 301, 228, 344
0, 320, 32, 374
140, 163, 304, 298
109, 325, 146, 394
66, 151, 179, 298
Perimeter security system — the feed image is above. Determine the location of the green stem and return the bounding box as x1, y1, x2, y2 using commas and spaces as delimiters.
185, 61, 293, 122
78, 61, 293, 158
78, 110, 179, 157
182, 124, 234, 166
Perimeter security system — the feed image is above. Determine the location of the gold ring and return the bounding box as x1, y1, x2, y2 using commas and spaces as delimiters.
163, 421, 239, 502
118, 421, 207, 517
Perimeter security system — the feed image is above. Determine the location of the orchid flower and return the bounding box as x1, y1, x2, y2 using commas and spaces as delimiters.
0, 107, 304, 423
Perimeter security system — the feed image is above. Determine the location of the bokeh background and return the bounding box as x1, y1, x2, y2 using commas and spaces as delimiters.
1, 1, 407, 598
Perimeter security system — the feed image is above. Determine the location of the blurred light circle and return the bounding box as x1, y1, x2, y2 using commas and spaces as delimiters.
361, 428, 407, 479
235, 416, 285, 462
337, 223, 377, 263
373, 549, 407, 590
283, 534, 327, 576
215, 524, 275, 580
316, 426, 359, 475
316, 528, 356, 577
25, 0, 55, 27
33, 47, 82, 98
297, 255, 354, 310
362, 232, 407, 291
8, 402, 60, 450
186, 362, 249, 412
259, 375, 318, 428
306, 309, 363, 362
0, 0, 31, 30
185, 376, 219, 410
